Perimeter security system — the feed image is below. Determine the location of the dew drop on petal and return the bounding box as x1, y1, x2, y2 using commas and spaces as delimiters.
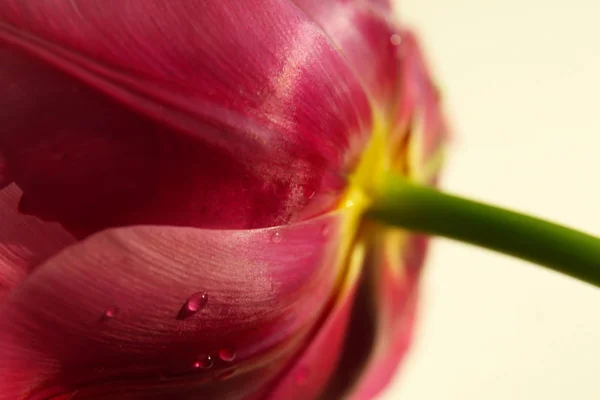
187, 292, 208, 312
177, 292, 208, 320
218, 348, 236, 362
390, 33, 402, 46
270, 231, 282, 244
193, 354, 214, 370
102, 306, 119, 321
321, 226, 330, 238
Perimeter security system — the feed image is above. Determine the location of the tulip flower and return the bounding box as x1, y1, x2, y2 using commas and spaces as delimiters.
0, 1, 445, 398
2, 1, 600, 400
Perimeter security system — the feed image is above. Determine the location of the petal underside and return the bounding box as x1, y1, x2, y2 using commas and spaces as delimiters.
345, 233, 427, 399
262, 237, 367, 399
0, 0, 373, 234
293, 0, 403, 109
393, 31, 448, 179
0, 213, 347, 399
0, 2, 451, 398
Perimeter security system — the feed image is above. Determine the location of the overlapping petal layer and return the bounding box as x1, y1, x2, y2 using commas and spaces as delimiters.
0, 184, 75, 301
262, 238, 367, 399
294, 0, 403, 108
346, 233, 426, 399
0, 213, 347, 399
0, 0, 372, 235
392, 31, 448, 178
0, 1, 450, 399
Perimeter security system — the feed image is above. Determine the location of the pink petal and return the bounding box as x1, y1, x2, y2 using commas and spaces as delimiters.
261, 231, 428, 400
0, 184, 75, 301
0, 1, 372, 234
262, 253, 361, 399
347, 234, 428, 400
295, 0, 403, 106
0, 212, 346, 399
0, 46, 322, 235
394, 31, 448, 163
367, 0, 394, 10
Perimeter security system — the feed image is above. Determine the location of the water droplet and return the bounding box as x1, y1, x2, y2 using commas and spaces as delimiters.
193, 354, 214, 370
390, 34, 402, 46
187, 292, 208, 312
321, 226, 330, 238
177, 292, 208, 320
101, 306, 119, 321
218, 348, 236, 362
295, 366, 309, 385
270, 231, 282, 244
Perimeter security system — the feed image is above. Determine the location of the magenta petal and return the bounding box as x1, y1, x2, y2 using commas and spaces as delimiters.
0, 213, 345, 399
295, 0, 403, 106
0, 184, 75, 301
347, 235, 428, 400
263, 269, 358, 399
0, 43, 347, 234
0, 1, 372, 234
376, 0, 395, 12
0, 0, 372, 150
394, 31, 448, 161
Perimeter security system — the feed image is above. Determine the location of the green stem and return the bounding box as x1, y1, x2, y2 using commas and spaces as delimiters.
367, 173, 600, 288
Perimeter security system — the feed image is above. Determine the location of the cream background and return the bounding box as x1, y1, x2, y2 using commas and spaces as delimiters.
381, 1, 600, 399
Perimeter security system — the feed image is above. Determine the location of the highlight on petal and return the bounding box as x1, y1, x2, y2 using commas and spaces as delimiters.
0, 0, 373, 235
1, 44, 317, 236
294, 0, 403, 107
0, 184, 75, 301
0, 213, 346, 399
